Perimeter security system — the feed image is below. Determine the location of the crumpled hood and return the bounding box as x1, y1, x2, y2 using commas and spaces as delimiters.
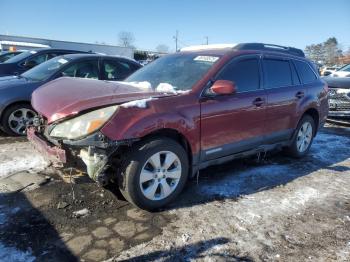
32, 77, 174, 123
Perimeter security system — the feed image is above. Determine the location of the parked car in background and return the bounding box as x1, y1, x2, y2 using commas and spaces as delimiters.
0, 54, 141, 135
321, 66, 340, 76
0, 48, 89, 77
323, 76, 350, 118
331, 64, 350, 77
28, 43, 328, 210
0, 51, 24, 63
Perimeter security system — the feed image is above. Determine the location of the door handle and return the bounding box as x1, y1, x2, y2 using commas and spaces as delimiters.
295, 91, 305, 99
252, 97, 264, 107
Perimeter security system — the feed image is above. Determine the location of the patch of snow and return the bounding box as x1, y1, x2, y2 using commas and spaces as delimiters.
120, 97, 157, 108
0, 243, 35, 262
111, 131, 350, 261
155, 83, 177, 93
0, 142, 48, 179
121, 81, 152, 91
72, 208, 90, 218
122, 81, 190, 95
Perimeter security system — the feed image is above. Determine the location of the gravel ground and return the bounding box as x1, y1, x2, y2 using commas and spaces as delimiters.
0, 125, 349, 261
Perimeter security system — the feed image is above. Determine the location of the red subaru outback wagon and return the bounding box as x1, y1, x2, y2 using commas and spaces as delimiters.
28, 43, 328, 210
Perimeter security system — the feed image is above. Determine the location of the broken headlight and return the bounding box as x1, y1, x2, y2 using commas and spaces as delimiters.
50, 105, 118, 139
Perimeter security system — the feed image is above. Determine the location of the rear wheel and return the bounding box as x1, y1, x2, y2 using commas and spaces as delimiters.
118, 138, 189, 210
285, 115, 315, 158
1, 103, 37, 136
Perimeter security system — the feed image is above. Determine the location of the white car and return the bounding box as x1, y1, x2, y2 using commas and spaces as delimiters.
331, 64, 350, 77
321, 66, 339, 76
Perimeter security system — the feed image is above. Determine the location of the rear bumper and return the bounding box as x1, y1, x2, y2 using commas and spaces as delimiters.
27, 127, 67, 165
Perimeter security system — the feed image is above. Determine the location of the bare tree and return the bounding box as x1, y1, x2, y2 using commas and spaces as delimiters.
305, 43, 325, 63
118, 31, 135, 48
323, 37, 342, 65
305, 37, 343, 65
156, 44, 169, 53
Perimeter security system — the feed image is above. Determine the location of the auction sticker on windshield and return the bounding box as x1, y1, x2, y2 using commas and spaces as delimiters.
58, 58, 68, 64
194, 56, 219, 63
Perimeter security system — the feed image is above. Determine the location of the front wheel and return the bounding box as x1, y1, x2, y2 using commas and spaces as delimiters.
285, 115, 315, 158
118, 138, 189, 210
1, 103, 37, 136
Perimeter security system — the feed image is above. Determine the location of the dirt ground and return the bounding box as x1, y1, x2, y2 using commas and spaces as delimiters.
0, 124, 349, 262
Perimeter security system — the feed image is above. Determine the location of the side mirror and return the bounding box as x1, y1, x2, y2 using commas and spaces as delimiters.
23, 60, 37, 69
210, 80, 236, 95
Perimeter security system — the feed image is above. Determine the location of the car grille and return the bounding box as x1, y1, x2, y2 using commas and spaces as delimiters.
328, 87, 350, 111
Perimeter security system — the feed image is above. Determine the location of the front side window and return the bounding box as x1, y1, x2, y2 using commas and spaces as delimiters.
126, 53, 221, 91
263, 59, 292, 88
103, 60, 133, 80
294, 60, 317, 84
61, 60, 99, 79
216, 58, 260, 92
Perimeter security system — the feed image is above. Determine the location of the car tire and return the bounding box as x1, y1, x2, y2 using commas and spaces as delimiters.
285, 115, 315, 158
1, 103, 37, 136
118, 138, 189, 211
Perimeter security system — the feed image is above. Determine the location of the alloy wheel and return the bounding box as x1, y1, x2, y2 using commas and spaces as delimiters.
8, 108, 36, 135
139, 151, 182, 201
296, 121, 313, 153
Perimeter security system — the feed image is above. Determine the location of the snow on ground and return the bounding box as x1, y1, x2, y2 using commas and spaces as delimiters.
0, 142, 48, 178
112, 132, 350, 261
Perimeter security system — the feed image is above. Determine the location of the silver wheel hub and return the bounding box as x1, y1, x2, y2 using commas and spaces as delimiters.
8, 108, 36, 135
296, 121, 313, 153
139, 151, 182, 201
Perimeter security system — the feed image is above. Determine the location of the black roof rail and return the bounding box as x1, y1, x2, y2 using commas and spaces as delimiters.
234, 43, 305, 57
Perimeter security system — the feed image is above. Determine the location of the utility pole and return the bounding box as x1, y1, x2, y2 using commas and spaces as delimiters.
173, 30, 179, 51
205, 36, 209, 45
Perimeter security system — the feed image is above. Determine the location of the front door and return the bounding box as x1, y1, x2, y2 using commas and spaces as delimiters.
200, 55, 267, 161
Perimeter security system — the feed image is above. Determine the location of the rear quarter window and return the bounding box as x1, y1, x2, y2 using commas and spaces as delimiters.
294, 60, 317, 84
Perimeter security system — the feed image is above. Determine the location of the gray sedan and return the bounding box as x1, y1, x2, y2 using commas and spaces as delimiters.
0, 54, 141, 135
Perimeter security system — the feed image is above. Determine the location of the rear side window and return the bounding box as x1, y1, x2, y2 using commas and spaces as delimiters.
263, 59, 292, 88
217, 58, 260, 92
294, 60, 317, 84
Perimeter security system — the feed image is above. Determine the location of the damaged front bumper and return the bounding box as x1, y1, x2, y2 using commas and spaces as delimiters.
27, 127, 133, 184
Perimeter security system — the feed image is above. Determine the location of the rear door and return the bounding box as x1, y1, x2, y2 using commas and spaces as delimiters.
200, 54, 267, 161
262, 56, 304, 143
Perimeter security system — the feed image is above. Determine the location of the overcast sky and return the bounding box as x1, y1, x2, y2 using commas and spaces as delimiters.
1, 0, 350, 52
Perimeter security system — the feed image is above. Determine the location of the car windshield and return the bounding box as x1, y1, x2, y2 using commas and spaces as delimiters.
338, 64, 350, 72
4, 50, 36, 63
21, 56, 70, 81
125, 53, 221, 91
